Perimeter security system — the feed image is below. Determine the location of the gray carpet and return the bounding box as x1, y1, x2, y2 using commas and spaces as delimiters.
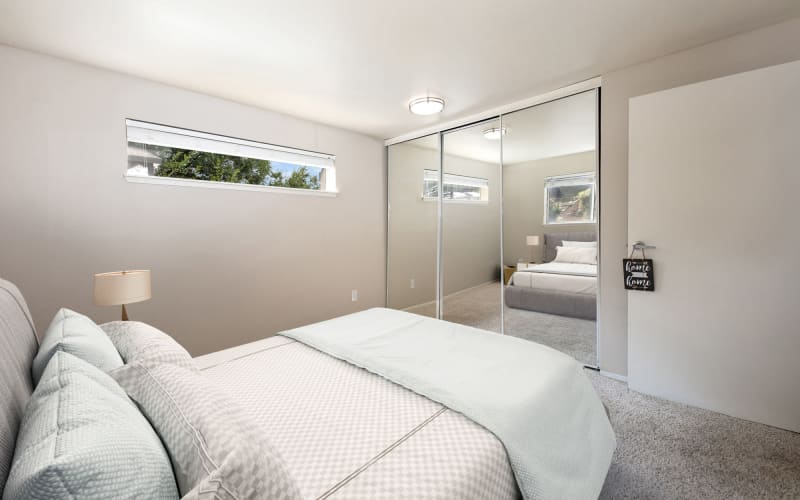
588, 370, 800, 499
406, 282, 597, 365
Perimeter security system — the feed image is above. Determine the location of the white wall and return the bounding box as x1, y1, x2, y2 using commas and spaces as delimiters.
0, 44, 386, 356
503, 151, 597, 264
598, 17, 800, 376
628, 60, 800, 432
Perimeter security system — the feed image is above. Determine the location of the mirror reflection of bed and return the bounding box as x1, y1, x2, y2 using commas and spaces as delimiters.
503, 232, 597, 365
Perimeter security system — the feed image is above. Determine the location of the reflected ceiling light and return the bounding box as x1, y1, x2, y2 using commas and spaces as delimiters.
483, 127, 507, 140
408, 96, 445, 115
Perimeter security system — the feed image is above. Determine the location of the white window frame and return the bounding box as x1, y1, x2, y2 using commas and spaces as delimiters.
124, 119, 337, 196
422, 169, 489, 204
543, 172, 596, 225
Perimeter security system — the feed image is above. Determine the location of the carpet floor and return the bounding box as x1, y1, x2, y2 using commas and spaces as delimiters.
589, 370, 800, 499
404, 283, 800, 498
406, 282, 597, 365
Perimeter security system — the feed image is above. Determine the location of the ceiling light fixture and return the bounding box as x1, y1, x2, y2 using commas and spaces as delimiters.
483, 127, 507, 140
409, 96, 445, 116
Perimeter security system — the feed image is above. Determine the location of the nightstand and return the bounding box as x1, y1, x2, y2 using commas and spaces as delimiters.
503, 266, 516, 285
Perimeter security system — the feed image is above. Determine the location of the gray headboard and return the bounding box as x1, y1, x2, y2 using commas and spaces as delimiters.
0, 279, 38, 494
543, 232, 597, 262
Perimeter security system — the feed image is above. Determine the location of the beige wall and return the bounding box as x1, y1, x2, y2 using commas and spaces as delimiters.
503, 151, 597, 264
387, 142, 501, 310
598, 17, 800, 376
0, 44, 386, 356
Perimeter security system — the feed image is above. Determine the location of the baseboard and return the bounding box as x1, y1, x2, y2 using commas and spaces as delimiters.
403, 280, 499, 311
600, 370, 628, 383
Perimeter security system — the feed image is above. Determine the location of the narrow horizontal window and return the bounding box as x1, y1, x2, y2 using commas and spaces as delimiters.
422, 170, 489, 203
125, 120, 336, 193
544, 172, 596, 224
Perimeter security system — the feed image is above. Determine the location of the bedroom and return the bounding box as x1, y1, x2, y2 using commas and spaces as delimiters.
1, 1, 799, 499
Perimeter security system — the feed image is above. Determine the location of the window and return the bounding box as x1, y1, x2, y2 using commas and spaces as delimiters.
125, 120, 336, 194
544, 172, 596, 224
422, 170, 489, 203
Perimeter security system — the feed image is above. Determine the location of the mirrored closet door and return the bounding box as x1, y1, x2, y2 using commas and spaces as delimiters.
387, 88, 600, 367
387, 134, 439, 317
501, 90, 599, 366
440, 119, 502, 331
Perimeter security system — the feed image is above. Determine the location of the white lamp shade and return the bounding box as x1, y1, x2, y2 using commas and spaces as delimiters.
526, 235, 540, 246
94, 270, 152, 306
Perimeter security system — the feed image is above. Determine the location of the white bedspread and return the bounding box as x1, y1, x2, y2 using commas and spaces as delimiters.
281, 308, 616, 500
511, 262, 597, 295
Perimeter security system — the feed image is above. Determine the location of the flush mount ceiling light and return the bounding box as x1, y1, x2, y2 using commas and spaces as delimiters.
483, 127, 508, 140
408, 96, 445, 116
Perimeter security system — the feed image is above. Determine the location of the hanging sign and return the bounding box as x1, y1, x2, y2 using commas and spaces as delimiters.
623, 247, 655, 291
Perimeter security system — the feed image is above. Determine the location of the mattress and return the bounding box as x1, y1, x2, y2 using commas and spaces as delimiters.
510, 262, 597, 295
195, 336, 519, 500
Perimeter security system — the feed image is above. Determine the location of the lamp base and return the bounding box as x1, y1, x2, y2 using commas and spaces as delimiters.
121, 304, 129, 321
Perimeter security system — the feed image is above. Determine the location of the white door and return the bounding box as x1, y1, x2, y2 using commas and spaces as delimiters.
627, 60, 800, 432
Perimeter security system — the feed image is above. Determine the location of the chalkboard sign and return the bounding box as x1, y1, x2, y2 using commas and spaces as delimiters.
623, 258, 655, 291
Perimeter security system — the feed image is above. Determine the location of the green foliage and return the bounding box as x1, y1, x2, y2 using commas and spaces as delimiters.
152, 146, 319, 189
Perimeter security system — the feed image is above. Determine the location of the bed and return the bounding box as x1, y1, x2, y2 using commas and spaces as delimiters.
505, 232, 597, 320
0, 277, 614, 500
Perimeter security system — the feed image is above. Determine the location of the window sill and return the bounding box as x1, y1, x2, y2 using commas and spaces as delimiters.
543, 221, 596, 226
422, 198, 489, 205
124, 175, 338, 197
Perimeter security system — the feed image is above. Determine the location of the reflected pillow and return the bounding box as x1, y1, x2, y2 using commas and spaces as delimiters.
553, 246, 597, 265
31, 308, 123, 384
4, 351, 179, 499
562, 240, 597, 248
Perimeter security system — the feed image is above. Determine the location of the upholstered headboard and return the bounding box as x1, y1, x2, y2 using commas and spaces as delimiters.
0, 279, 38, 494
543, 232, 597, 262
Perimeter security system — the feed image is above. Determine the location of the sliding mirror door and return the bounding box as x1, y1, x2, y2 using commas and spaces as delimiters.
440, 119, 503, 331
387, 135, 439, 316
501, 90, 599, 365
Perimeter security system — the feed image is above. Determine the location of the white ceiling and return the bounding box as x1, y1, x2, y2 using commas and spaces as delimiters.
412, 90, 597, 164
0, 1, 798, 139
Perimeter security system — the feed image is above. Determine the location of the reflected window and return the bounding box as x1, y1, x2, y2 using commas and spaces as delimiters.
423, 170, 489, 203
544, 172, 596, 224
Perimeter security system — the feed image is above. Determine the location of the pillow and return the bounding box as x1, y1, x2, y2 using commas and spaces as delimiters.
562, 240, 597, 248
4, 351, 179, 500
111, 361, 302, 500
553, 245, 597, 265
31, 308, 123, 384
101, 321, 196, 371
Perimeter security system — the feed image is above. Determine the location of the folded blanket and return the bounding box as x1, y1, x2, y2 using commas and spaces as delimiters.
281, 307, 615, 500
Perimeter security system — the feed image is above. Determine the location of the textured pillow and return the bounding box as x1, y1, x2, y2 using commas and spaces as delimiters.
31, 308, 123, 384
562, 240, 597, 248
553, 245, 597, 264
4, 351, 179, 500
102, 321, 196, 370
111, 361, 302, 500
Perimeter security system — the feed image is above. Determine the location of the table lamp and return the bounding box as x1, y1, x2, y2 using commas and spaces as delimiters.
526, 235, 540, 263
94, 270, 151, 321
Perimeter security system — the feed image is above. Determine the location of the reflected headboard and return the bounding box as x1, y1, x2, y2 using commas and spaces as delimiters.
543, 232, 597, 262
0, 279, 38, 494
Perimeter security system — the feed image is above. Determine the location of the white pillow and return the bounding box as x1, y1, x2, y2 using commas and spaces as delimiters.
562, 240, 597, 248
553, 246, 597, 265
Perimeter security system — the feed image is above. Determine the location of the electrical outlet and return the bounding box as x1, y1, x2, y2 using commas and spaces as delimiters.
410, 278, 415, 289
351, 289, 358, 302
